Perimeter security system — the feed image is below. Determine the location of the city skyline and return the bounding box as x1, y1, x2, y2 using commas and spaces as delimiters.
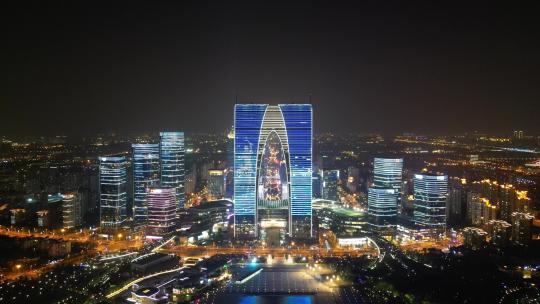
1, 2, 539, 304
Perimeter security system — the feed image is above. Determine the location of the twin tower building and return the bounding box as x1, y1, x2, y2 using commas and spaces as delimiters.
234, 104, 313, 242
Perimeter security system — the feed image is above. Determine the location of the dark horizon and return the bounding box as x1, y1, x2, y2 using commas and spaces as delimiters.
2, 1, 539, 136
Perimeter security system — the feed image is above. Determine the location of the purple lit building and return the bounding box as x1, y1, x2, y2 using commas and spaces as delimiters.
147, 188, 177, 236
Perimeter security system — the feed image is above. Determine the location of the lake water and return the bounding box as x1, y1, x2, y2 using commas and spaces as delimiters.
232, 295, 315, 304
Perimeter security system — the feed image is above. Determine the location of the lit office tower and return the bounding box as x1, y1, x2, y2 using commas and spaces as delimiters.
99, 155, 128, 231
147, 188, 177, 236
132, 144, 160, 224
322, 170, 340, 201
160, 132, 185, 208
234, 104, 312, 241
368, 187, 397, 227
373, 158, 403, 196
62, 192, 82, 229
413, 173, 448, 236
208, 169, 225, 201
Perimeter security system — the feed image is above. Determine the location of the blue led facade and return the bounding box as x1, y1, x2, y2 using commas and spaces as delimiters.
132, 144, 160, 224
99, 155, 128, 230
234, 104, 312, 239
234, 104, 265, 236
160, 132, 185, 208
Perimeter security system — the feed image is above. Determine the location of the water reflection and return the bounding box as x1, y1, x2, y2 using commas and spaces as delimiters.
238, 295, 313, 304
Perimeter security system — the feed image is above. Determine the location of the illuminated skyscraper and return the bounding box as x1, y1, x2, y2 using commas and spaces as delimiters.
373, 158, 403, 195
234, 104, 312, 241
208, 169, 225, 201
368, 187, 397, 227
322, 170, 340, 201
147, 188, 177, 236
99, 155, 128, 230
62, 192, 82, 229
413, 173, 448, 235
132, 143, 160, 224
367, 158, 402, 230
160, 132, 185, 208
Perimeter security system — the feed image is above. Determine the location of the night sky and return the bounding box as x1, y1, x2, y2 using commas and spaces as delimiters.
2, 1, 540, 136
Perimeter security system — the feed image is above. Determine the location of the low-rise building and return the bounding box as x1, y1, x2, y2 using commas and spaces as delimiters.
130, 286, 168, 304
316, 207, 367, 235
187, 200, 233, 233
131, 253, 177, 274
10, 209, 26, 226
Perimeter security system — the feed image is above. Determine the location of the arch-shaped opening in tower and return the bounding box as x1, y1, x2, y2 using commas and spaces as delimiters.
257, 130, 290, 207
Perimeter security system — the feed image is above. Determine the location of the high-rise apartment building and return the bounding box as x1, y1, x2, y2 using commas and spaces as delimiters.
462, 227, 487, 250
446, 179, 469, 226
511, 212, 533, 246
486, 220, 512, 247
467, 195, 497, 226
